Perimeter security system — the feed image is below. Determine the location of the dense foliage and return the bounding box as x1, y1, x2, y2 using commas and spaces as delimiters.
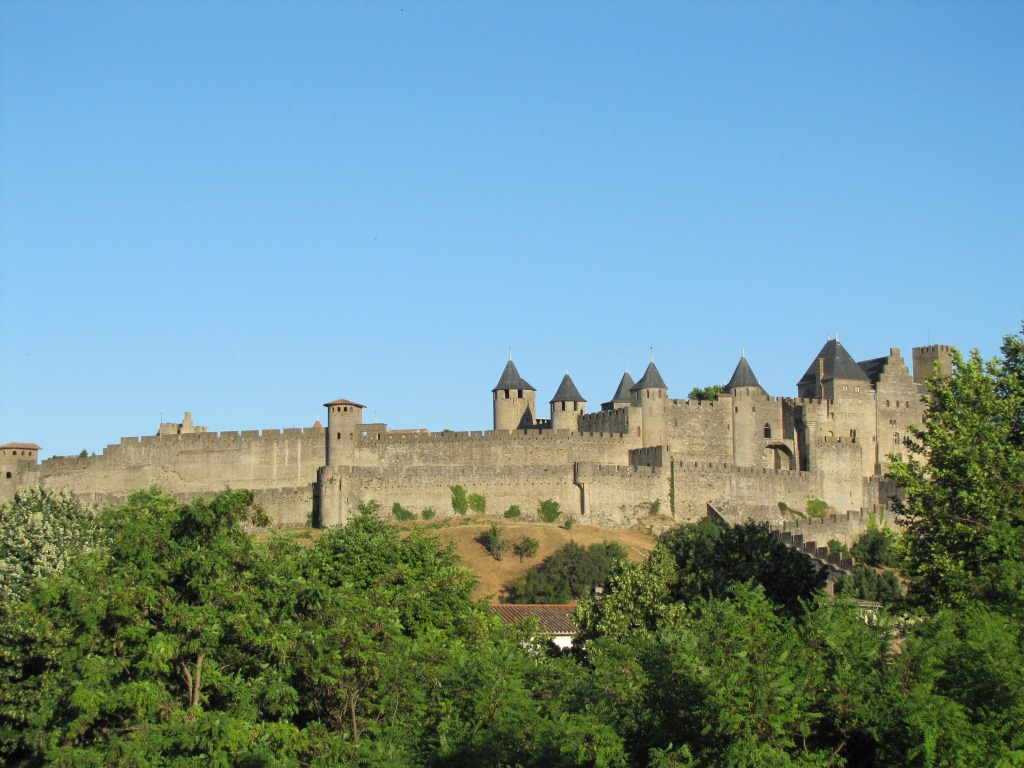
890, 325, 1024, 618
0, 487, 96, 605
506, 541, 628, 604
1, 327, 1022, 767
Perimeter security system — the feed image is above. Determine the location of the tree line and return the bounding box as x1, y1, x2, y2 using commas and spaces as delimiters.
0, 325, 1021, 766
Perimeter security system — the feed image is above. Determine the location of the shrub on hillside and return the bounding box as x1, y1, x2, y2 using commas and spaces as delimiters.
479, 523, 507, 561
506, 541, 628, 603
421, 507, 435, 520
513, 536, 539, 562
468, 493, 486, 514
503, 505, 522, 519
537, 499, 561, 523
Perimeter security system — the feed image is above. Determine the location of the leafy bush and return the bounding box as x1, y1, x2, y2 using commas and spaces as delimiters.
507, 541, 628, 603
537, 499, 561, 523
392, 502, 415, 521
688, 384, 724, 402
836, 565, 903, 605
563, 516, 575, 530
468, 493, 486, 514
420, 507, 435, 520
450, 485, 468, 515
828, 539, 850, 558
503, 505, 522, 519
805, 498, 829, 517
649, 499, 661, 516
479, 523, 507, 561
851, 525, 903, 569
357, 499, 381, 516
513, 536, 539, 562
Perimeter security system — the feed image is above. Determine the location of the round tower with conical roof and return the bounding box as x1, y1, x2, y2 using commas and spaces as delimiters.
324, 398, 365, 466
630, 361, 668, 447
725, 355, 767, 467
492, 358, 537, 432
549, 373, 586, 431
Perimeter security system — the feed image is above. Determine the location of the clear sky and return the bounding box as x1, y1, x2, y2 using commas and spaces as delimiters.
1, 1, 1022, 459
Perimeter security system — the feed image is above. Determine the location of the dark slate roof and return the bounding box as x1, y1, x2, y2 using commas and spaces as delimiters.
798, 339, 870, 387
323, 398, 366, 408
489, 604, 578, 634
549, 373, 585, 404
609, 371, 635, 403
492, 359, 535, 392
725, 355, 764, 392
857, 356, 887, 385
630, 361, 668, 391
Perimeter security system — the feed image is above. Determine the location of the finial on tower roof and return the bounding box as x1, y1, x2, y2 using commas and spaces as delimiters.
650, 346, 654, 363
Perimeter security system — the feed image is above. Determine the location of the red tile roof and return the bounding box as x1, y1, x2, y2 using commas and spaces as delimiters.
489, 604, 578, 634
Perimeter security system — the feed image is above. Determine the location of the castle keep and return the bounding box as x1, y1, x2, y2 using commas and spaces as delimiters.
2, 341, 953, 531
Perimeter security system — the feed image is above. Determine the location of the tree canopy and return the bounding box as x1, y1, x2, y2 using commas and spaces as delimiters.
889, 325, 1024, 618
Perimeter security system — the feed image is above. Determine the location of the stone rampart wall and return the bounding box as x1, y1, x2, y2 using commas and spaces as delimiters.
358, 429, 633, 470
666, 399, 733, 462
28, 428, 324, 526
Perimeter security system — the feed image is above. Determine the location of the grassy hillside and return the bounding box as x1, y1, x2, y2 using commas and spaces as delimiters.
264, 516, 661, 603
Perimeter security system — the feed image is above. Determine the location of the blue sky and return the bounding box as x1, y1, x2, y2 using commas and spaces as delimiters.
2, 1, 1022, 458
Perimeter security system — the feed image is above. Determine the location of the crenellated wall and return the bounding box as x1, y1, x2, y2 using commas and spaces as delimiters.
5, 426, 325, 526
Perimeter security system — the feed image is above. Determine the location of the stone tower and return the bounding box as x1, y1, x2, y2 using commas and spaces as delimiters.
549, 373, 586, 431
725, 355, 767, 468
796, 339, 871, 400
324, 398, 365, 466
630, 361, 668, 447
601, 370, 635, 411
912, 345, 955, 386
492, 358, 537, 432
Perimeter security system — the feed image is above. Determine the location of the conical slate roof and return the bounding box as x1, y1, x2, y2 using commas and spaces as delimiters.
726, 355, 764, 392
630, 361, 668, 392
798, 339, 870, 388
492, 359, 535, 392
549, 373, 585, 404
609, 371, 635, 404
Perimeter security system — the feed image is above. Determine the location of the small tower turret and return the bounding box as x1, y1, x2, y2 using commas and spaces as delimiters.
601, 370, 635, 411
492, 358, 537, 432
630, 361, 668, 447
549, 373, 586, 431
725, 355, 765, 396
324, 398, 365, 466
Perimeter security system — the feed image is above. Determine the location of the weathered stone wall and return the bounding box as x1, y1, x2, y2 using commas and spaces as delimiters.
358, 429, 632, 471
16, 427, 325, 526
664, 398, 733, 462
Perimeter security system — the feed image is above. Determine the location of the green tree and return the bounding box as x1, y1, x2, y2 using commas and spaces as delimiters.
537, 498, 561, 523
0, 488, 289, 765
467, 492, 486, 514
889, 326, 1024, 617
479, 523, 507, 560
508, 541, 627, 604
503, 504, 522, 519
450, 484, 469, 515
513, 536, 539, 562
688, 384, 724, 402
0, 486, 96, 606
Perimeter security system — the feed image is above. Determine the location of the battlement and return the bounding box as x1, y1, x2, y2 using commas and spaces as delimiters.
355, 428, 630, 444
576, 462, 657, 478
114, 425, 323, 449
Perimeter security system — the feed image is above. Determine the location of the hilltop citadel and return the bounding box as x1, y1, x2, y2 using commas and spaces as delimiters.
1, 340, 953, 538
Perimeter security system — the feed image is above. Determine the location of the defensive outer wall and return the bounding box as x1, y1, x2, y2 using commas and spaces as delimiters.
2, 341, 951, 535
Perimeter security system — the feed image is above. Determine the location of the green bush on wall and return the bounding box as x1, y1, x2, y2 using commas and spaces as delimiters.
450, 485, 468, 515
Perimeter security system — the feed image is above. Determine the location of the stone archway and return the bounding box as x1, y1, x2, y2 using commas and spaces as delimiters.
762, 443, 795, 470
